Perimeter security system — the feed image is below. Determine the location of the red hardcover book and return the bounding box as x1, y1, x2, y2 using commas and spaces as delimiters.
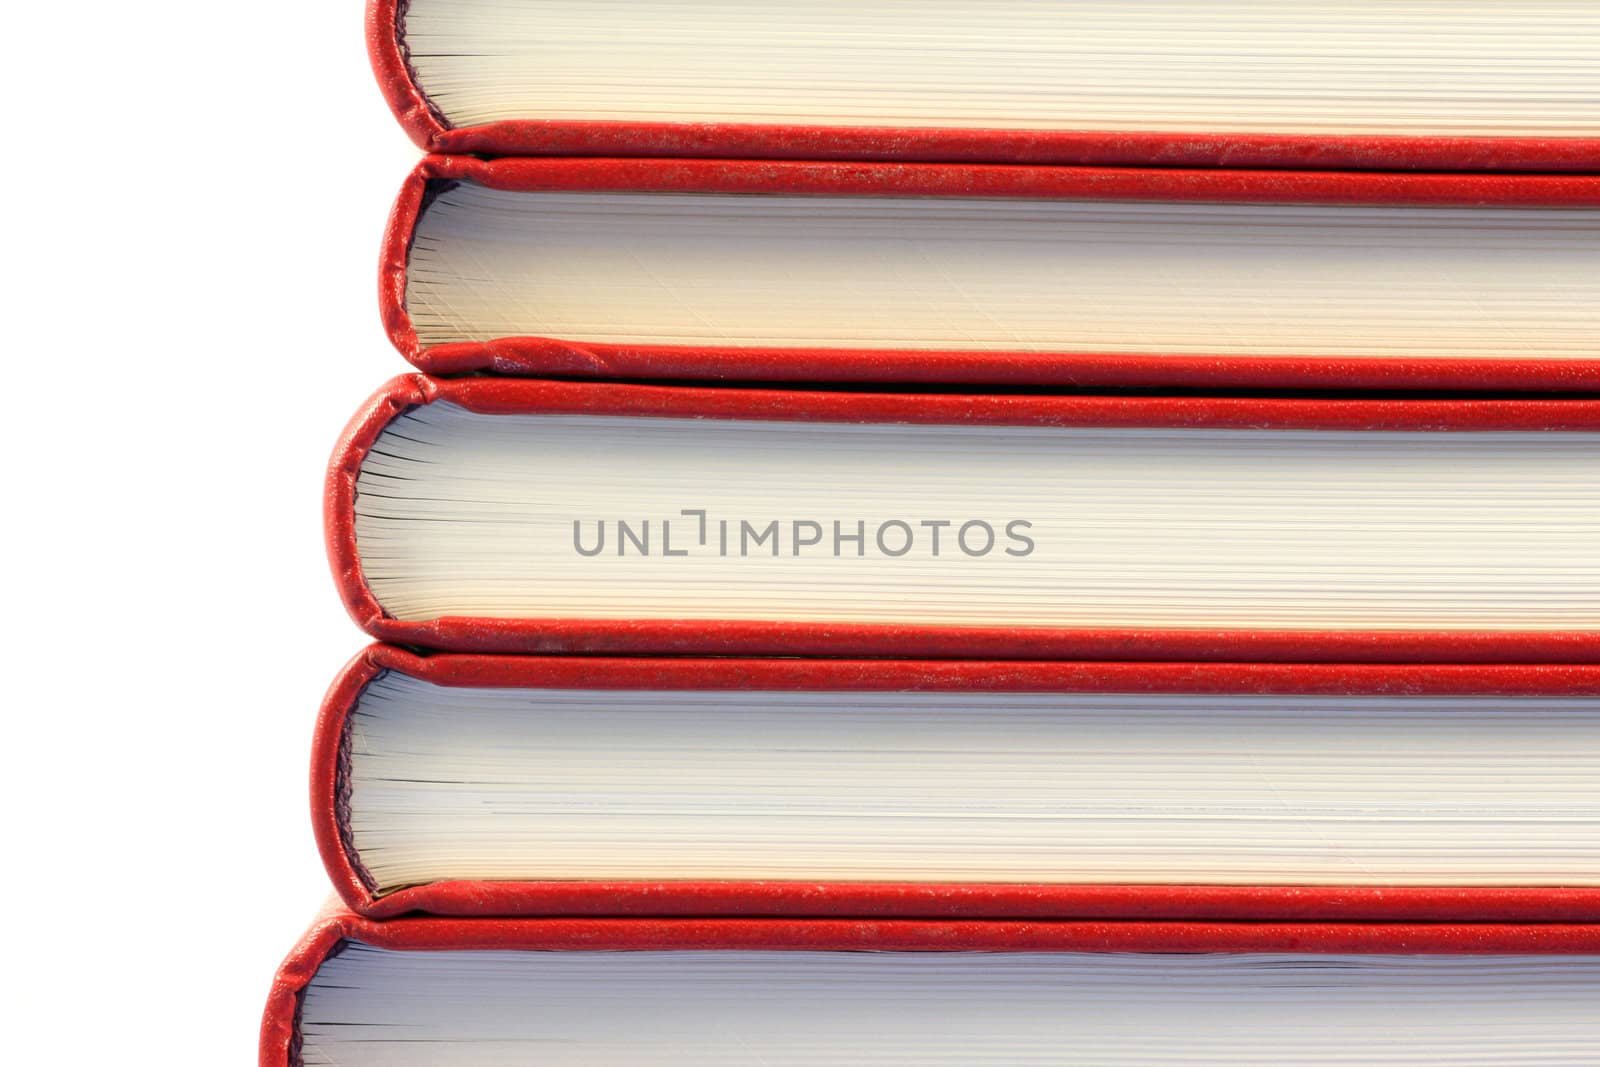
316, 645, 1600, 923
383, 157, 1600, 390
327, 374, 1600, 661
263, 904, 1600, 1066
367, 0, 1600, 172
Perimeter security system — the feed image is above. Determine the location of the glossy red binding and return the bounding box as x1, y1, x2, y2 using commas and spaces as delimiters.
312, 645, 1600, 921
379, 157, 1600, 389
326, 375, 1600, 662
263, 902, 1600, 1065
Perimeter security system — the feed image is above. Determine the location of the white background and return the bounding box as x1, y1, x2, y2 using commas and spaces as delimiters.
9, 2, 420, 1059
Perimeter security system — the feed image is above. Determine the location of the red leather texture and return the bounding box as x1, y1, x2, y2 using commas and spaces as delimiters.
314, 646, 1600, 922
326, 375, 1600, 662
365, 0, 1600, 173
381, 157, 1600, 390
262, 904, 1600, 1064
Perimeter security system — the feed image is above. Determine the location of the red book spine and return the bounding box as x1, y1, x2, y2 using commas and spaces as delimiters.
313, 645, 1600, 922
262, 905, 1600, 1065
326, 374, 1600, 661
381, 157, 1600, 389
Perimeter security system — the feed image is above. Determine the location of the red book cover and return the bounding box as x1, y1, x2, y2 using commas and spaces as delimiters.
262, 903, 1600, 1066
366, 0, 1600, 173
315, 645, 1600, 923
326, 374, 1600, 662
382, 157, 1600, 390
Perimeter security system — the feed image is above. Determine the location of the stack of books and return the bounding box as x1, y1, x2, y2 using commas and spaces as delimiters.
263, 2, 1600, 1063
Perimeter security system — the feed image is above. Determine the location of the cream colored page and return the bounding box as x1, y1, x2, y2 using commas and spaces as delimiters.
405, 188, 1600, 359
301, 947, 1600, 1067
352, 407, 1600, 630
403, 1, 1600, 136
348, 679, 1600, 889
